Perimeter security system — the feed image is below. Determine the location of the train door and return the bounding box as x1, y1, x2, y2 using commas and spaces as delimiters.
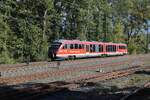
86, 45, 90, 52
86, 45, 90, 57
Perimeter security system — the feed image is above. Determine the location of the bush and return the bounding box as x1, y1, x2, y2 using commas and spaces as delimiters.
0, 51, 15, 64
128, 39, 137, 54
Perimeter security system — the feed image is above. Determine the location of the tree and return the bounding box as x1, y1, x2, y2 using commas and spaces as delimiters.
112, 19, 124, 43
1, 0, 150, 63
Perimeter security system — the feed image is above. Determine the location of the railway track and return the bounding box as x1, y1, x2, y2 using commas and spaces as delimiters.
0, 65, 149, 100
0, 56, 145, 85
0, 54, 149, 100
0, 54, 149, 80
0, 54, 149, 85
80, 66, 150, 83
0, 55, 131, 71
0, 54, 149, 71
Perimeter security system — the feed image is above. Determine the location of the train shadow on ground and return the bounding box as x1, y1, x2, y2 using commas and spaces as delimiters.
0, 81, 149, 100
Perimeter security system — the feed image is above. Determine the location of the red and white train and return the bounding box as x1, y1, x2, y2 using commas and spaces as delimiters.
48, 40, 128, 60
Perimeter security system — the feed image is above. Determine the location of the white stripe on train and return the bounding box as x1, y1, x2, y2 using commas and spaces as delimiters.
56, 52, 127, 59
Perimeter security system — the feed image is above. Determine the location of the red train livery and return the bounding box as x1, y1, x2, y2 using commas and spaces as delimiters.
48, 40, 128, 60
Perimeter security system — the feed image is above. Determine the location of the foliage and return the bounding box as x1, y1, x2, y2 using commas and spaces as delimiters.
0, 0, 150, 63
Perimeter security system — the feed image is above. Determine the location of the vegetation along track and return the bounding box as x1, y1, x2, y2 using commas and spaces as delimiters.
0, 66, 150, 100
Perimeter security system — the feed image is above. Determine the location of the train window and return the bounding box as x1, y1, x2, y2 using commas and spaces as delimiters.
106, 45, 116, 52
68, 44, 70, 49
120, 46, 122, 49
106, 45, 115, 52
99, 45, 101, 52
90, 45, 93, 52
86, 45, 89, 52
62, 44, 69, 49
75, 44, 78, 49
82, 44, 84, 49
106, 45, 109, 52
93, 45, 96, 52
65, 44, 68, 49
95, 45, 99, 52
113, 45, 116, 52
102, 45, 104, 52
99, 45, 103, 52
109, 45, 112, 52
90, 45, 96, 52
124, 46, 126, 49
119, 46, 126, 49
50, 42, 62, 50
79, 44, 82, 49
70, 44, 74, 49
119, 46, 121, 49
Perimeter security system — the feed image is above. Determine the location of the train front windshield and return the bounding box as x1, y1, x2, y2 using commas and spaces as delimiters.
49, 42, 62, 52
48, 42, 62, 59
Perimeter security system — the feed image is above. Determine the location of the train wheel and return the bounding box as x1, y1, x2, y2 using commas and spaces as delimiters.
73, 55, 76, 60
68, 56, 76, 60
68, 56, 72, 60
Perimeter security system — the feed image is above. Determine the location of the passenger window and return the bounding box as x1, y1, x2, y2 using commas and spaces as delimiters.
106, 45, 113, 52
82, 44, 84, 49
70, 44, 74, 49
65, 44, 68, 49
63, 44, 70, 49
75, 44, 78, 49
86, 45, 89, 52
90, 45, 96, 52
119, 46, 121, 49
68, 44, 70, 49
90, 45, 93, 52
93, 45, 96, 52
79, 44, 82, 49
113, 45, 116, 52
99, 45, 103, 52
114, 46, 116, 51
125, 46, 127, 49
123, 46, 125, 49
119, 46, 125, 49
95, 45, 99, 52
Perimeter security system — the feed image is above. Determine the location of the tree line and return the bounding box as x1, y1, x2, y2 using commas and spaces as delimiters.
0, 0, 150, 64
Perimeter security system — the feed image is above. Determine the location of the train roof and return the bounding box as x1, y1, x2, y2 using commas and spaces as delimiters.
53, 39, 127, 45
